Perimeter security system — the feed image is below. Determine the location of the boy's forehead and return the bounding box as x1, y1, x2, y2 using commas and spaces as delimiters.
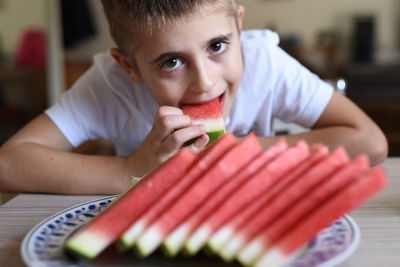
131, 7, 237, 56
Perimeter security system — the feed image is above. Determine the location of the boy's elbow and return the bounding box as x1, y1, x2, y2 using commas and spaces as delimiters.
372, 137, 388, 166
366, 127, 388, 166
0, 147, 9, 190
0, 146, 15, 192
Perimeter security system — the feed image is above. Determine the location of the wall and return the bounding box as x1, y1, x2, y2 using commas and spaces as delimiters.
240, 0, 400, 63
63, 0, 115, 62
0, 0, 399, 63
0, 0, 114, 63
68, 0, 400, 63
0, 0, 47, 59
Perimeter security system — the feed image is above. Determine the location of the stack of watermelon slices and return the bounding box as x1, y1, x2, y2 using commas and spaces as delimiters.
64, 133, 386, 267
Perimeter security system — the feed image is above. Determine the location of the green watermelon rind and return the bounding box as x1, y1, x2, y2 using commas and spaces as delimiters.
133, 243, 149, 259
64, 231, 106, 260
64, 244, 92, 260
115, 239, 130, 253
64, 245, 92, 261
160, 243, 176, 258
202, 245, 216, 257
183, 130, 226, 147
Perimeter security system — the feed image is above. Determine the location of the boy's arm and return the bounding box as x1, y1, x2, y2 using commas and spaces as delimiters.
257, 91, 388, 165
0, 107, 207, 194
0, 114, 134, 194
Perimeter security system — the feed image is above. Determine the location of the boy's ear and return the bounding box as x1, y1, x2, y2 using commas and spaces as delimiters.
237, 5, 245, 31
110, 48, 143, 83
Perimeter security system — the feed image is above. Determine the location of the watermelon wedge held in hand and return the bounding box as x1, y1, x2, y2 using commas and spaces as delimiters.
182, 98, 226, 146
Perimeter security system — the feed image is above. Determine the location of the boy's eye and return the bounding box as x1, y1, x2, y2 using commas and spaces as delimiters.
209, 41, 227, 54
162, 58, 183, 71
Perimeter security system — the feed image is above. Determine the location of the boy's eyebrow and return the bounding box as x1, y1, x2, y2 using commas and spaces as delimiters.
150, 33, 233, 65
208, 33, 233, 44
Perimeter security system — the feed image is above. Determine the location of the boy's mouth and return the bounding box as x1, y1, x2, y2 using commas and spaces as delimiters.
219, 92, 226, 109
180, 91, 226, 108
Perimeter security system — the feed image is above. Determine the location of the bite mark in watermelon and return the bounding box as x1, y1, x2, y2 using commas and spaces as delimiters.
182, 98, 226, 146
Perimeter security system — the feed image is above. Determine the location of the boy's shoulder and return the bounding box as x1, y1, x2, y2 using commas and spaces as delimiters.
67, 50, 146, 106
92, 51, 122, 75
89, 50, 137, 91
241, 29, 280, 48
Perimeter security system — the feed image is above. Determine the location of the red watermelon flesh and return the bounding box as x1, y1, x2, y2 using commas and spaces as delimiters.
236, 146, 350, 265
184, 140, 310, 255
135, 133, 262, 257
232, 153, 365, 263
163, 138, 288, 256
118, 133, 237, 250
64, 148, 197, 259
254, 166, 386, 267
62, 133, 387, 265
265, 155, 369, 246
211, 143, 329, 256
182, 98, 223, 119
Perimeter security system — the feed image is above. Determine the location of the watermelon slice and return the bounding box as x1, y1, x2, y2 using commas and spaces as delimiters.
210, 144, 329, 258
231, 152, 362, 264
254, 166, 386, 267
135, 133, 262, 257
64, 148, 197, 259
260, 156, 369, 247
117, 133, 237, 250
184, 141, 310, 255
162, 138, 288, 257
181, 98, 226, 145
236, 146, 349, 265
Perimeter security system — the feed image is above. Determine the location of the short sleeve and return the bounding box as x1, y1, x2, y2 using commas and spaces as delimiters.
270, 46, 334, 128
45, 66, 109, 147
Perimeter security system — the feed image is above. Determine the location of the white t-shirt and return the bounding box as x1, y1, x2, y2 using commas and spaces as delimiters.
45, 30, 333, 156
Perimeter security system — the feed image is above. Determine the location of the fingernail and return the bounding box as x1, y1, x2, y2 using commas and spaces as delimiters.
200, 125, 207, 132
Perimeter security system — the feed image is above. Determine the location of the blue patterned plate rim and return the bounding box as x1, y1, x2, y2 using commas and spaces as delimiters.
21, 195, 360, 267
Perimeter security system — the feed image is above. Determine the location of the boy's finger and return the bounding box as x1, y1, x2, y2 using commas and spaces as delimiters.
152, 114, 192, 141
190, 134, 209, 153
160, 125, 206, 154
155, 106, 183, 121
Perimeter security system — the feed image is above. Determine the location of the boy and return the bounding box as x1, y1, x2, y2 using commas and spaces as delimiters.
0, 0, 387, 194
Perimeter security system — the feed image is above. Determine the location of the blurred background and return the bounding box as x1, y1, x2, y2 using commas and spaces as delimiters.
0, 0, 399, 166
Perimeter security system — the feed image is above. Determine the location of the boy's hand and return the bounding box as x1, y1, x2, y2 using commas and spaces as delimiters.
131, 106, 209, 177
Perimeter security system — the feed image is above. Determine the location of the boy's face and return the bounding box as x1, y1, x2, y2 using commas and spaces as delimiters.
113, 5, 245, 118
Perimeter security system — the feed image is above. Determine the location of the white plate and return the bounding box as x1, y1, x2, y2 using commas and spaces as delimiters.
21, 195, 360, 267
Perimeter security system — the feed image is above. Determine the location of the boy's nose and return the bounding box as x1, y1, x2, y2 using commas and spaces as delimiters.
189, 60, 216, 93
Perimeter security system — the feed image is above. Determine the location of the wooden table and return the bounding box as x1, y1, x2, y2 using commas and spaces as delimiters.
0, 158, 399, 267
